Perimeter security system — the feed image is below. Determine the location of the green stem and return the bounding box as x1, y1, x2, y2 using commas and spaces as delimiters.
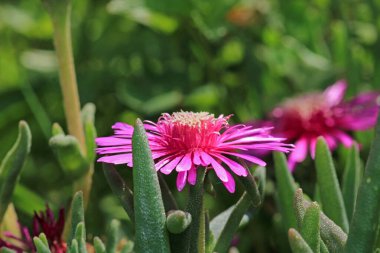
186, 168, 206, 253
45, 0, 86, 154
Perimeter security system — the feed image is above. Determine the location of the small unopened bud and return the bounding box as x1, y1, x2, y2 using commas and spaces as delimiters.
166, 210, 192, 234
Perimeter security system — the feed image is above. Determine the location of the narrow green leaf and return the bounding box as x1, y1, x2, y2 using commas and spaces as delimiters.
212, 192, 252, 253
294, 188, 306, 230
94, 237, 106, 253
315, 137, 348, 232
120, 241, 134, 253
79, 238, 87, 253
274, 152, 297, 231
301, 202, 320, 253
49, 134, 89, 179
74, 222, 85, 242
68, 191, 85, 248
320, 240, 329, 253
33, 237, 52, 253
345, 116, 380, 253
166, 210, 192, 234
39, 233, 49, 247
103, 163, 134, 222
70, 239, 79, 253
81, 103, 97, 163
342, 144, 361, 221
237, 169, 261, 207
295, 188, 347, 252
0, 121, 31, 222
52, 123, 65, 136
158, 173, 178, 212
132, 119, 170, 253
106, 219, 120, 253
288, 228, 313, 253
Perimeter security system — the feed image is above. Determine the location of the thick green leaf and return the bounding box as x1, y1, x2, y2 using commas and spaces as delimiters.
106, 219, 120, 253
237, 169, 261, 207
288, 228, 313, 253
49, 134, 88, 179
301, 202, 320, 253
94, 237, 106, 253
342, 144, 361, 221
132, 119, 170, 253
68, 191, 85, 248
212, 192, 252, 253
0, 121, 31, 222
70, 240, 79, 253
81, 103, 97, 163
120, 241, 134, 253
294, 188, 306, 230
274, 152, 297, 231
103, 163, 134, 222
166, 210, 192, 234
345, 116, 380, 253
315, 137, 348, 232
33, 236, 51, 253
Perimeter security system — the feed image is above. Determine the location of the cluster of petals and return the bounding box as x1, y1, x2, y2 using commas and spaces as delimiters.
267, 80, 379, 170
96, 111, 293, 193
0, 206, 66, 253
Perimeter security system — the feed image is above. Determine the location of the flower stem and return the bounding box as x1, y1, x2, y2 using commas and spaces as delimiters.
186, 168, 206, 253
45, 0, 86, 154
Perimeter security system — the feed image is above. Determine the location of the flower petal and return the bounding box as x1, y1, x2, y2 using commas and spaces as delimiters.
222, 170, 236, 193
211, 153, 248, 176
176, 171, 187, 191
323, 80, 347, 106
160, 155, 183, 175
176, 153, 193, 171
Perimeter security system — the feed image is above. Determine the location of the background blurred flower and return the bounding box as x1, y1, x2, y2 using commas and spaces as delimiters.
268, 80, 379, 170
96, 111, 293, 193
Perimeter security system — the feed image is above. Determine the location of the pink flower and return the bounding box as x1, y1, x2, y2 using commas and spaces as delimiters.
96, 111, 293, 193
0, 206, 66, 253
268, 80, 379, 170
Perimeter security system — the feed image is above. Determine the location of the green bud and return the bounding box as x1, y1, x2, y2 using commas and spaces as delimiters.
166, 210, 192, 234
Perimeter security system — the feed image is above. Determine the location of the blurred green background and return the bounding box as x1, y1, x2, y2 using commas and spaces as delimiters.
1, 0, 379, 252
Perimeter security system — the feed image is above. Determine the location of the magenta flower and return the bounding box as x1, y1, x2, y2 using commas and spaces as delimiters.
0, 206, 66, 253
268, 80, 379, 170
96, 111, 293, 193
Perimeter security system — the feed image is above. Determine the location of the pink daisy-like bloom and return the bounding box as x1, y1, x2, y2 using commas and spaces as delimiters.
268, 80, 379, 170
96, 111, 293, 193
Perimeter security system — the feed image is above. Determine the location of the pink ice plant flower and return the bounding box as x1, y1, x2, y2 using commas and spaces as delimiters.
268, 80, 379, 170
96, 111, 293, 193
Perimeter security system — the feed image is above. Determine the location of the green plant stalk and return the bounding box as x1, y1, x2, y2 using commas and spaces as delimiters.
186, 168, 206, 253
345, 115, 380, 253
44, 0, 92, 206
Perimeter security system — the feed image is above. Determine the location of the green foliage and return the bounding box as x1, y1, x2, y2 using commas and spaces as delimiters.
0, 121, 31, 222
288, 228, 313, 253
166, 210, 192, 234
315, 137, 348, 232
132, 119, 170, 253
345, 116, 380, 253
300, 202, 320, 253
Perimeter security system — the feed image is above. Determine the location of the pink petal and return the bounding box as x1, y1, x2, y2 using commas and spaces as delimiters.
188, 166, 197, 185
193, 150, 202, 165
176, 171, 187, 191
160, 155, 183, 175
206, 154, 228, 182
333, 130, 354, 147
220, 151, 266, 167
222, 170, 236, 193
96, 137, 132, 146
176, 153, 193, 171
97, 154, 132, 165
211, 153, 248, 176
310, 138, 317, 159
200, 151, 213, 166
323, 80, 347, 106
289, 137, 308, 163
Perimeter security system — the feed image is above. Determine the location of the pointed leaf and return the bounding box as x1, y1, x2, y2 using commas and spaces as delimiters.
315, 137, 348, 232
103, 164, 134, 222
288, 228, 313, 253
33, 236, 51, 253
342, 144, 361, 221
345, 115, 380, 253
132, 119, 170, 253
294, 188, 306, 230
81, 103, 97, 163
274, 152, 297, 231
94, 237, 106, 253
106, 219, 120, 253
0, 121, 31, 222
301, 202, 320, 253
68, 191, 85, 248
49, 134, 89, 179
